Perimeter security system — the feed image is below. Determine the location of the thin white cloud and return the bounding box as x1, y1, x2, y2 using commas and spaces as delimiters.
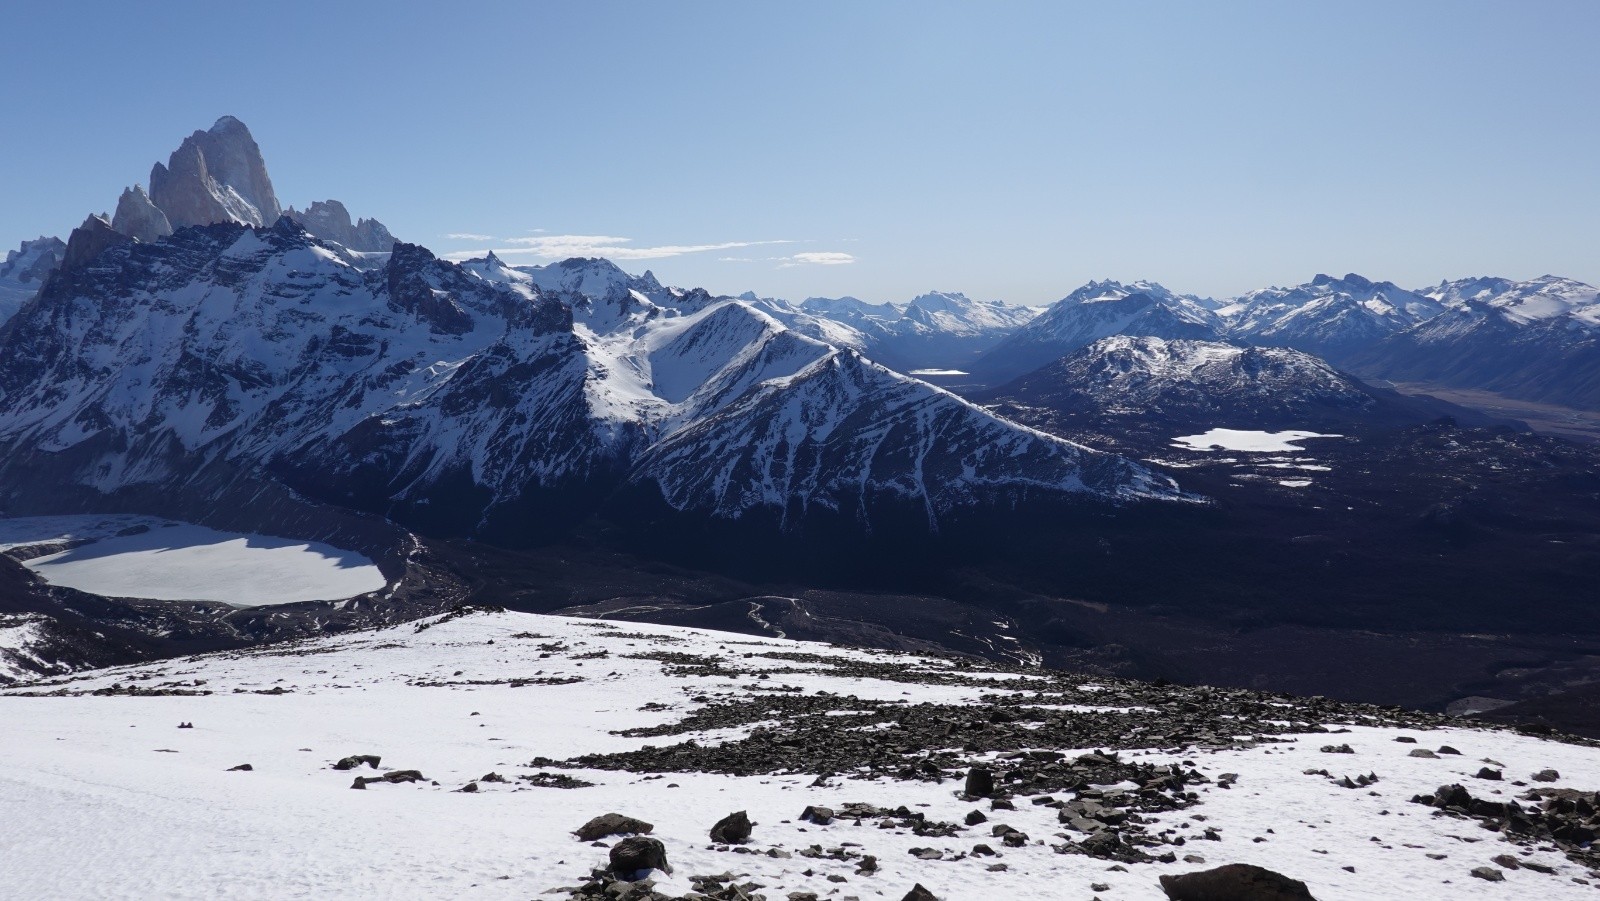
445, 232, 496, 241
469, 234, 794, 261
779, 252, 856, 268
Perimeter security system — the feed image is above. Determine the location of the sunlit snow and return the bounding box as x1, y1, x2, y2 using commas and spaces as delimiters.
1172, 428, 1344, 453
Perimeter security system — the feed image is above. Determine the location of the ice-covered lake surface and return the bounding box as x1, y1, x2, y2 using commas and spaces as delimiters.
1172, 428, 1344, 453
0, 515, 385, 606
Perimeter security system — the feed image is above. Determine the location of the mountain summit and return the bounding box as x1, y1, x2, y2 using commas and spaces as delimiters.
148, 116, 282, 230
97, 117, 399, 255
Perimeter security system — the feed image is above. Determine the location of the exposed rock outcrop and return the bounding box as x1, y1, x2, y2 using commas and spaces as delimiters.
285, 199, 397, 252
149, 116, 281, 229
111, 185, 173, 243
61, 214, 132, 270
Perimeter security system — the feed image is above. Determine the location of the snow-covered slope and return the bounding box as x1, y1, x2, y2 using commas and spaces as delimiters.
0, 224, 1175, 543
2, 607, 1595, 900
1221, 273, 1444, 364
634, 348, 1179, 529
970, 280, 1221, 384
0, 236, 64, 323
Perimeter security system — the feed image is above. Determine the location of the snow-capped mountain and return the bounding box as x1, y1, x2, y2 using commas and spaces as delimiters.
634, 348, 1175, 530
1220, 273, 1444, 364
1419, 276, 1518, 308
968, 280, 1221, 384
0, 216, 1178, 545
984, 336, 1459, 444
1349, 275, 1600, 410
0, 236, 63, 323
754, 290, 1039, 374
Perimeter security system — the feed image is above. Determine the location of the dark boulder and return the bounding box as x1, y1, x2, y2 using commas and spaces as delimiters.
964, 766, 995, 797
902, 885, 939, 901
1159, 863, 1317, 900
574, 813, 654, 842
609, 835, 671, 878
710, 810, 753, 844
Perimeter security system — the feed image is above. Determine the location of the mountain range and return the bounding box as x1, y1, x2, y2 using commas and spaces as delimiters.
2, 117, 1599, 729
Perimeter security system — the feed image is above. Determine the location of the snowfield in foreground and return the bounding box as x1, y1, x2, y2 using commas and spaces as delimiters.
3, 609, 1597, 900
0, 515, 385, 605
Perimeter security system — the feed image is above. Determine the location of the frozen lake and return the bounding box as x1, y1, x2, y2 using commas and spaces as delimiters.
0, 515, 386, 607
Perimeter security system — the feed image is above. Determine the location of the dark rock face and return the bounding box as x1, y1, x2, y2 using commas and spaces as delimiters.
61, 215, 132, 270
285, 200, 397, 253
901, 885, 939, 901
574, 813, 653, 842
332, 754, 381, 771
709, 810, 752, 844
608, 835, 671, 877
1158, 863, 1317, 900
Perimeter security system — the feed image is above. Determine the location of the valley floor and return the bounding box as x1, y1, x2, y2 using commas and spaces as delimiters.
1382, 381, 1600, 444
3, 610, 1599, 899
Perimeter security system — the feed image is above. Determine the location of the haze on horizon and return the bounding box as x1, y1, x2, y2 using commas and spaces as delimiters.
2, 0, 1596, 305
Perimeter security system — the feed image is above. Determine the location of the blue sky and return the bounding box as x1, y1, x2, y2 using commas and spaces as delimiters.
2, 1, 1596, 303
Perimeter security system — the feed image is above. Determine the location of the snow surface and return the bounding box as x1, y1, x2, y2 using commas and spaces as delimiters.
0, 617, 52, 682
1172, 429, 1345, 453
3, 609, 1596, 899
1, 515, 384, 606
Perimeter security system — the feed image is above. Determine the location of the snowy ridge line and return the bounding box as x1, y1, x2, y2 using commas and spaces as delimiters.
4, 607, 1597, 899
0, 229, 1181, 542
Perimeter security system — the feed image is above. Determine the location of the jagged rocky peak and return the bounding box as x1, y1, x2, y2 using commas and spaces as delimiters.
61, 214, 132, 270
2, 236, 65, 280
0, 236, 67, 321
284, 199, 398, 253
111, 184, 172, 243
148, 116, 281, 229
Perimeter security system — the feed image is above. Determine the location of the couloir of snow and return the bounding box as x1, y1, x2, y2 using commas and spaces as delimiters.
2, 609, 1594, 899
8, 517, 385, 606
1172, 428, 1344, 453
